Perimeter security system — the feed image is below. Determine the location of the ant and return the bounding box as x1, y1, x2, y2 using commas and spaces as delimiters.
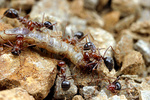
62, 31, 86, 45
1, 8, 56, 31
106, 76, 121, 93
82, 34, 115, 71
0, 30, 35, 65
57, 60, 73, 91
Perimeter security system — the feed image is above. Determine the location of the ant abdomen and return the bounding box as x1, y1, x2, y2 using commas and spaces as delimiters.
103, 57, 114, 71
3, 8, 19, 18
61, 80, 70, 91
74, 31, 84, 39
115, 82, 121, 90
44, 21, 53, 30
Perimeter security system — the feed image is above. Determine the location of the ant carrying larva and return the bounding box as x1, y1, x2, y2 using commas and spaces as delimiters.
1, 8, 57, 32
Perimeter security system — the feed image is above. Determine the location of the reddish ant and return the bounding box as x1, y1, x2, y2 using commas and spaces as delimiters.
0, 30, 35, 65
62, 31, 86, 45
1, 8, 56, 31
106, 76, 121, 93
57, 60, 73, 91
82, 34, 115, 71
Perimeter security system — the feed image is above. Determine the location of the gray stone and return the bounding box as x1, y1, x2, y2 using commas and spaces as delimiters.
134, 40, 150, 65
54, 65, 77, 99
91, 89, 108, 100
139, 90, 150, 100
138, 9, 150, 22
108, 95, 127, 100
80, 86, 99, 100
140, 0, 150, 8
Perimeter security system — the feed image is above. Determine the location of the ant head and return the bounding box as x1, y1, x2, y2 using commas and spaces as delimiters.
11, 48, 21, 56
74, 31, 84, 39
3, 8, 19, 18
58, 60, 65, 67
83, 42, 93, 50
16, 34, 24, 39
115, 82, 121, 90
103, 57, 114, 71
61, 80, 70, 91
44, 21, 53, 30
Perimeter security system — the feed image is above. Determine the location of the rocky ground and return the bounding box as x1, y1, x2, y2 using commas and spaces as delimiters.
0, 0, 150, 100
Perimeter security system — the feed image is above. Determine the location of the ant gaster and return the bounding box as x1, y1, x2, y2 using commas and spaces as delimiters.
1, 8, 56, 31
57, 60, 72, 91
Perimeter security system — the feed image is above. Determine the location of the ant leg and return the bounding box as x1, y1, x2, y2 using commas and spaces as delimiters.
24, 14, 30, 19
0, 35, 14, 48
103, 46, 117, 58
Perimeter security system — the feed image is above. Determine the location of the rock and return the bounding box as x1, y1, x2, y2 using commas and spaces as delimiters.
140, 0, 150, 8
130, 21, 150, 35
0, 22, 13, 31
92, 89, 108, 100
108, 95, 127, 100
119, 50, 146, 75
0, 48, 57, 99
140, 81, 150, 90
115, 14, 136, 32
138, 9, 150, 22
103, 11, 120, 32
0, 87, 35, 100
30, 0, 70, 24
134, 40, 150, 65
84, 0, 99, 10
80, 86, 99, 100
10, 0, 35, 10
120, 29, 150, 42
54, 64, 77, 99
111, 0, 140, 17
114, 35, 133, 66
72, 95, 84, 100
96, 0, 109, 11
139, 90, 150, 100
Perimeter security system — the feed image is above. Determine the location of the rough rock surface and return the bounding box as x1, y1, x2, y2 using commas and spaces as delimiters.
92, 89, 108, 100
80, 86, 99, 100
115, 14, 136, 32
134, 40, 150, 65
0, 48, 57, 99
84, 0, 99, 10
72, 95, 84, 100
54, 65, 77, 99
119, 50, 146, 75
0, 87, 35, 100
111, 0, 140, 17
11, 0, 35, 10
114, 35, 133, 66
103, 11, 120, 32
96, 0, 109, 11
139, 90, 150, 100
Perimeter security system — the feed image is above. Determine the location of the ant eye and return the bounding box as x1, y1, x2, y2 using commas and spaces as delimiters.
4, 8, 19, 18
115, 82, 121, 90
84, 42, 93, 50
44, 21, 53, 30
74, 31, 84, 39
104, 57, 114, 71
61, 80, 70, 91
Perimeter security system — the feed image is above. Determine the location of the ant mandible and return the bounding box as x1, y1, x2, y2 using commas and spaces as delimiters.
1, 8, 56, 31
